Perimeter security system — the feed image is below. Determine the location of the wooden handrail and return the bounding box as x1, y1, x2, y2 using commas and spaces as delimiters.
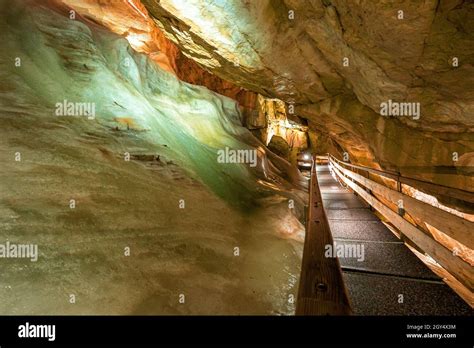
296, 157, 352, 315
328, 154, 474, 204
329, 154, 400, 181
328, 156, 474, 292
331, 159, 473, 249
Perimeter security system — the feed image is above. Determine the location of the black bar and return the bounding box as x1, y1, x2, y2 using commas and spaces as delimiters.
0, 316, 472, 346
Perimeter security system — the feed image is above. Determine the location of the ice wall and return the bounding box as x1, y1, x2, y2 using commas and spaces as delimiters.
8, 0, 305, 206
0, 0, 305, 314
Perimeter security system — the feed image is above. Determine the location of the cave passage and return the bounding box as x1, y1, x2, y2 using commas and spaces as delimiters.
0, 0, 472, 315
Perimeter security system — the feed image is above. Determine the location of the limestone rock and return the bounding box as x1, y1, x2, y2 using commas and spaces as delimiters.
141, 0, 474, 197
268, 135, 291, 160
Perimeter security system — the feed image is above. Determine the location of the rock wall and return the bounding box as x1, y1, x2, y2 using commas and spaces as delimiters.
60, 0, 311, 161
140, 0, 474, 197
61, 0, 261, 122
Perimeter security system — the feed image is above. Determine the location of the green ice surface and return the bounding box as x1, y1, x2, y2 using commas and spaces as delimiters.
0, 1, 305, 315
4, 0, 303, 210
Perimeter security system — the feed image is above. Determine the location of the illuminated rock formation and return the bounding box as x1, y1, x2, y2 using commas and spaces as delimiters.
60, 0, 178, 73
59, 0, 316, 165
61, 0, 262, 128
0, 0, 306, 314
141, 0, 474, 200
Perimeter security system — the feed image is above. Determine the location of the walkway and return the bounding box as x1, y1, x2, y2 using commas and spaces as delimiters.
317, 164, 472, 315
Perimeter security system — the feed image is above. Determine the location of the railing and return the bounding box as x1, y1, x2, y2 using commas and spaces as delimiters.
329, 155, 474, 204
327, 154, 474, 292
295, 157, 352, 315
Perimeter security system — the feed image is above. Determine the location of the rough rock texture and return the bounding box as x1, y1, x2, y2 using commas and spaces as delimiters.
260, 96, 309, 166
308, 129, 343, 158
61, 0, 179, 73
59, 0, 316, 164
268, 135, 291, 160
61, 0, 261, 122
141, 0, 474, 197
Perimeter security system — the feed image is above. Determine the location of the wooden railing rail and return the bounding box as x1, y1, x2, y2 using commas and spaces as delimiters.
329, 154, 474, 204
327, 155, 474, 292
295, 157, 352, 315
